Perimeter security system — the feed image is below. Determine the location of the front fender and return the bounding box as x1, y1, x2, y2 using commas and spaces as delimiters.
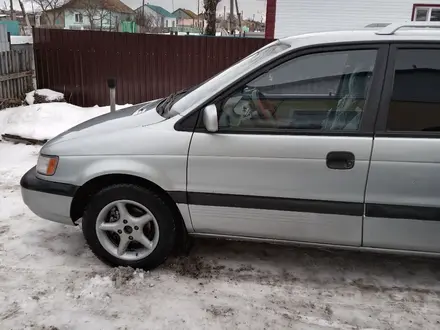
78, 158, 176, 191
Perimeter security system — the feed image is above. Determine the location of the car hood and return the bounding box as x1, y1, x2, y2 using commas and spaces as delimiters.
45, 99, 165, 147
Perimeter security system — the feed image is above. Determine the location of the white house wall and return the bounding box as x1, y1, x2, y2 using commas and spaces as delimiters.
138, 6, 177, 28
274, 0, 440, 38
65, 9, 125, 30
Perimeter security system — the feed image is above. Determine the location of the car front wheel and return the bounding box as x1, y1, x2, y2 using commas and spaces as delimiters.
82, 184, 176, 270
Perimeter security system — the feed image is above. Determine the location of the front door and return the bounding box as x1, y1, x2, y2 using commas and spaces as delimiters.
187, 45, 387, 246
364, 44, 440, 252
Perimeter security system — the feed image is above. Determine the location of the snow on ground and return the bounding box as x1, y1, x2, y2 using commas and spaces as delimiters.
1, 142, 440, 329
0, 102, 131, 141
25, 89, 65, 105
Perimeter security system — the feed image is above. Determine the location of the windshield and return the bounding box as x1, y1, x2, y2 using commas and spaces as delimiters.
168, 40, 291, 116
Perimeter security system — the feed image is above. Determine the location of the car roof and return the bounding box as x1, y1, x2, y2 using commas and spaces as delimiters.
280, 28, 440, 49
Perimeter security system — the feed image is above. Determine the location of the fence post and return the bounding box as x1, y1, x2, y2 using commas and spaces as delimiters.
107, 78, 116, 112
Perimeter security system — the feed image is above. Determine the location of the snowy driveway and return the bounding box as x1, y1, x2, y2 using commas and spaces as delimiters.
1, 141, 440, 330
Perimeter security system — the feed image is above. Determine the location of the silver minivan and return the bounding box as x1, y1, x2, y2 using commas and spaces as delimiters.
20, 23, 440, 269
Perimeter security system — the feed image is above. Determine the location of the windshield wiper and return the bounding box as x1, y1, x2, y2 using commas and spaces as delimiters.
157, 88, 189, 116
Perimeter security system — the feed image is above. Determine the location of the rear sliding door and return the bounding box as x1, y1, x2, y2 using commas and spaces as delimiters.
364, 44, 440, 252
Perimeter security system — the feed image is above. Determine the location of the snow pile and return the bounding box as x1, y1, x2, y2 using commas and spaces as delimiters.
0, 102, 132, 141
25, 89, 65, 105
77, 275, 114, 302
10, 36, 33, 45
74, 267, 149, 302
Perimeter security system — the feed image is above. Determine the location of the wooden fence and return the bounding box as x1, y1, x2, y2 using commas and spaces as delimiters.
33, 28, 273, 107
0, 48, 34, 109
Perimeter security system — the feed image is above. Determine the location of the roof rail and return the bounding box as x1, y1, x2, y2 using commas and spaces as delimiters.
365, 23, 391, 28
376, 21, 440, 35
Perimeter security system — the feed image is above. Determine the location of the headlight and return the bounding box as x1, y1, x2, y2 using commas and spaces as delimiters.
36, 155, 59, 176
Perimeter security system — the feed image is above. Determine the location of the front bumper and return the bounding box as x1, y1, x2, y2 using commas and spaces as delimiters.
20, 166, 78, 226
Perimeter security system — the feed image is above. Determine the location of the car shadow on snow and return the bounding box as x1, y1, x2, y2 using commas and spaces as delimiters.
165, 238, 440, 293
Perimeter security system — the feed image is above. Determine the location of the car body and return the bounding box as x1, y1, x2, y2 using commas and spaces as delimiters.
21, 22, 440, 268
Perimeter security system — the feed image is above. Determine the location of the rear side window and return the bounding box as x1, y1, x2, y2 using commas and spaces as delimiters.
387, 49, 440, 132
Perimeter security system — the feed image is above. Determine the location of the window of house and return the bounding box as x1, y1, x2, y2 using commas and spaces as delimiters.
75, 13, 83, 23
386, 49, 440, 132
413, 5, 440, 21
172, 20, 175, 27
165, 20, 168, 27
218, 49, 377, 131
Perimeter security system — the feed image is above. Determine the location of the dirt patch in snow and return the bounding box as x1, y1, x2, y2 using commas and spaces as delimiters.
25, 325, 60, 330
165, 255, 217, 279
206, 305, 235, 317
0, 302, 20, 321
0, 225, 10, 236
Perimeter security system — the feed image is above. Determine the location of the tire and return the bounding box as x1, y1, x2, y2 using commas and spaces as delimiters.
82, 184, 176, 270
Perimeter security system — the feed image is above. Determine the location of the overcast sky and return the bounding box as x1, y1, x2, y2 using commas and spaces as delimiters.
123, 0, 267, 21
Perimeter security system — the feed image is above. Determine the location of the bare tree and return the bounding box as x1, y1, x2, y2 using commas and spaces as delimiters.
203, 0, 220, 36
135, 11, 161, 33
26, 0, 65, 26
69, 0, 111, 30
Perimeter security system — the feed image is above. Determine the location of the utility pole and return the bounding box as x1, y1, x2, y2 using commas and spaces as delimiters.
142, 0, 145, 29
197, 0, 200, 32
223, 5, 226, 22
229, 0, 233, 35
234, 0, 241, 36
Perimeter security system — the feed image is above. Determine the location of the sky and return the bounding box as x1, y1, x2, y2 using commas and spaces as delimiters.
123, 0, 267, 21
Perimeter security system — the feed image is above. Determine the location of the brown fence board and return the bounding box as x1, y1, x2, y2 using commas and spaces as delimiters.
33, 28, 274, 107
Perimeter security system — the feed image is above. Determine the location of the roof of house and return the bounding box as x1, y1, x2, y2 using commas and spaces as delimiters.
55, 0, 134, 14
146, 4, 175, 18
173, 8, 197, 19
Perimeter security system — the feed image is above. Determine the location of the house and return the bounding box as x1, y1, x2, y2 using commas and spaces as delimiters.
173, 8, 197, 27
265, 0, 440, 39
194, 13, 206, 31
135, 4, 176, 31
42, 0, 134, 31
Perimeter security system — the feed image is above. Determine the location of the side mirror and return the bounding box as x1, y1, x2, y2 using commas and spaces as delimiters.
203, 104, 218, 133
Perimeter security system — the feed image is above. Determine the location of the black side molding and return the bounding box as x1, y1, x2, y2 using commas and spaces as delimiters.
168, 190, 440, 222
20, 166, 78, 197
169, 191, 363, 216
366, 203, 440, 222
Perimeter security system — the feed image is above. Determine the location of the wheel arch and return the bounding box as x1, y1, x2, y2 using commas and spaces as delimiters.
71, 173, 190, 251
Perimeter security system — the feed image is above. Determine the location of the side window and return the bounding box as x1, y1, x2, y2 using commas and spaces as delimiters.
218, 49, 377, 131
386, 49, 440, 132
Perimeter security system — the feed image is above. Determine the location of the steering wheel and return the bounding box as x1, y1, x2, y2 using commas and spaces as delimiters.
251, 89, 276, 120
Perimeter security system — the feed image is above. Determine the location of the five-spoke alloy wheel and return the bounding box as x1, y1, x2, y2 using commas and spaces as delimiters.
82, 184, 176, 269
96, 200, 159, 260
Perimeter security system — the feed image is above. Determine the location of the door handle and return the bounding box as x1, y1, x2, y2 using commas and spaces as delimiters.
326, 151, 355, 170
